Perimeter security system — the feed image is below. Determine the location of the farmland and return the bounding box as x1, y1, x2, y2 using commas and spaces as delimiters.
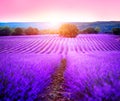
0, 34, 120, 101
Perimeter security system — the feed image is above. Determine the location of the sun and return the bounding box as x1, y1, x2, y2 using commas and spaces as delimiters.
49, 21, 62, 29
40, 13, 64, 29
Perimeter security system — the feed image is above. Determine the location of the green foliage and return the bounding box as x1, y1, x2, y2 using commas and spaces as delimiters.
95, 27, 100, 33
82, 27, 100, 34
112, 28, 120, 35
24, 27, 39, 35
12, 27, 24, 35
59, 23, 79, 38
0, 26, 12, 36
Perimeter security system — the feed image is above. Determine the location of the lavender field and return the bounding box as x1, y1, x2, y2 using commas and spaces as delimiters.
0, 34, 120, 101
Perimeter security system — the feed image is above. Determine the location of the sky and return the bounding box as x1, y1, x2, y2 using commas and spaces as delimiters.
0, 0, 120, 22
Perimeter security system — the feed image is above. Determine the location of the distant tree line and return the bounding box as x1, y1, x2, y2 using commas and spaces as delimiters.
112, 28, 120, 35
0, 25, 120, 37
80, 27, 100, 34
0, 26, 61, 36
0, 26, 40, 36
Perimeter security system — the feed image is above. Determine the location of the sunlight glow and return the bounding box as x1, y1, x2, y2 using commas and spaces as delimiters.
40, 12, 96, 23
49, 21, 63, 29
43, 13, 64, 29
38, 12, 96, 29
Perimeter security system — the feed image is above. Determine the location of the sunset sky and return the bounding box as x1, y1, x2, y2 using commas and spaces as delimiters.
0, 0, 120, 22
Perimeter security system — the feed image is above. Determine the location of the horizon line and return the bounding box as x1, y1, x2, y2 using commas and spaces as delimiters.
0, 20, 120, 23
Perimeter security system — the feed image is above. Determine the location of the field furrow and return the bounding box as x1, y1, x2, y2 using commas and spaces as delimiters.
0, 34, 120, 100
0, 35, 120, 54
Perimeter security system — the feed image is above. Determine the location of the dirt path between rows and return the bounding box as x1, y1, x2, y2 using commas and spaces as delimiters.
36, 58, 71, 101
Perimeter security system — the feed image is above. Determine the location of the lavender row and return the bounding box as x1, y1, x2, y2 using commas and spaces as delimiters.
0, 53, 61, 100
64, 52, 120, 101
0, 35, 120, 54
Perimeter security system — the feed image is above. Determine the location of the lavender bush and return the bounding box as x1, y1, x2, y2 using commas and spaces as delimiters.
0, 53, 61, 100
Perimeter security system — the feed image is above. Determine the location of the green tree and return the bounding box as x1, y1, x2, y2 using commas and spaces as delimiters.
12, 27, 24, 35
59, 23, 79, 38
112, 28, 120, 35
25, 27, 39, 35
0, 26, 12, 36
82, 27, 99, 34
